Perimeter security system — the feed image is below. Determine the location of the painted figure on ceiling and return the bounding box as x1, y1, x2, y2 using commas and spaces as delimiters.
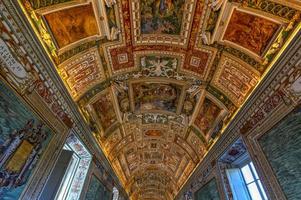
141, 0, 185, 34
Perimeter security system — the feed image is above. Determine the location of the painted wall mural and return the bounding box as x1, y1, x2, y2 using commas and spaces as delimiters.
44, 3, 98, 48
0, 80, 52, 199
131, 82, 182, 113
194, 98, 221, 136
195, 178, 220, 200
259, 106, 301, 200
223, 9, 279, 55
85, 175, 111, 200
140, 0, 185, 35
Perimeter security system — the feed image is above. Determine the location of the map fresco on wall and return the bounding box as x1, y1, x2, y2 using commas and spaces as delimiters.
92, 91, 118, 132
140, 0, 185, 34
132, 82, 182, 113
85, 175, 111, 200
44, 3, 98, 48
0, 80, 52, 199
195, 178, 220, 200
259, 106, 301, 200
223, 9, 279, 55
194, 98, 221, 136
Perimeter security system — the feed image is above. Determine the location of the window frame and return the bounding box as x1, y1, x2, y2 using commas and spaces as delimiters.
239, 161, 267, 200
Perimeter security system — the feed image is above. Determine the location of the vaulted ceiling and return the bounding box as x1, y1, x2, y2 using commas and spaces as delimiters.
17, 0, 301, 199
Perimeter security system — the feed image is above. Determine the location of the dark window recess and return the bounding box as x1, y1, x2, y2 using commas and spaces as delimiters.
40, 149, 73, 200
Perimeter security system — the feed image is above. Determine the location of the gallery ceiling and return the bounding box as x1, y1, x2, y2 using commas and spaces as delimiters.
17, 0, 301, 199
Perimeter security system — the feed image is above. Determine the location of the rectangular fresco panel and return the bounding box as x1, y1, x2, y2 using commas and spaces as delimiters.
0, 80, 52, 199
140, 0, 185, 34
259, 106, 301, 200
92, 91, 117, 132
85, 175, 111, 200
195, 178, 220, 200
132, 82, 182, 113
44, 3, 98, 48
223, 9, 279, 55
194, 97, 221, 136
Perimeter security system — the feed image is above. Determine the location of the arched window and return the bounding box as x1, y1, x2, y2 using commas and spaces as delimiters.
112, 187, 119, 200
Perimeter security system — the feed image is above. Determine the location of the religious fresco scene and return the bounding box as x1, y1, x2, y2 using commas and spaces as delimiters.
1, 0, 301, 200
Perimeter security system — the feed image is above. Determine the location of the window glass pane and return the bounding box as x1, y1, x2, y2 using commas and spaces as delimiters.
241, 164, 254, 184
258, 181, 268, 200
248, 182, 263, 200
250, 162, 259, 179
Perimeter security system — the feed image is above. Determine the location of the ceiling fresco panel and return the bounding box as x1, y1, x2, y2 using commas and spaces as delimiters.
132, 0, 196, 46
140, 0, 185, 35
129, 79, 186, 114
44, 3, 99, 48
223, 8, 280, 56
193, 96, 226, 140
87, 89, 119, 137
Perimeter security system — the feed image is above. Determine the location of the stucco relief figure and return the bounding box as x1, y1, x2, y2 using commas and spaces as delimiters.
223, 9, 279, 55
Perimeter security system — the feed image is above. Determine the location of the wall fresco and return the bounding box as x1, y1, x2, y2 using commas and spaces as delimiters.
195, 178, 220, 200
194, 98, 221, 136
132, 82, 182, 113
85, 175, 111, 200
223, 9, 279, 55
140, 0, 185, 34
259, 106, 301, 200
44, 3, 98, 48
0, 80, 52, 199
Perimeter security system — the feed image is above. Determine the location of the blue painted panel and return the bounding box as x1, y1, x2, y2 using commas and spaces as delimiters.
0, 81, 52, 199
195, 178, 220, 200
259, 106, 301, 200
85, 175, 112, 200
